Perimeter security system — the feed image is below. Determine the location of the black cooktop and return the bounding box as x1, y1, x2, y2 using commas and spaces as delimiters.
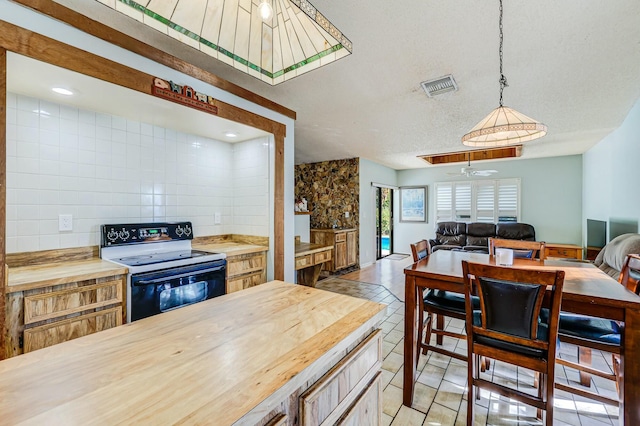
114, 250, 214, 266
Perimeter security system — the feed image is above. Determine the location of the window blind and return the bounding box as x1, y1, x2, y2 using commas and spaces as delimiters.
435, 178, 520, 223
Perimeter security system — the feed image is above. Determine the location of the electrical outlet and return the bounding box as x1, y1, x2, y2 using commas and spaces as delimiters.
59, 214, 73, 231
345, 211, 350, 218
214, 212, 221, 224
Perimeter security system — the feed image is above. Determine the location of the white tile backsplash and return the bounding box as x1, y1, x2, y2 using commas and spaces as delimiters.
6, 93, 271, 253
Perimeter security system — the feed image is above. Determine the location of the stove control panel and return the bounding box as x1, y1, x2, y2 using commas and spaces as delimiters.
101, 222, 194, 246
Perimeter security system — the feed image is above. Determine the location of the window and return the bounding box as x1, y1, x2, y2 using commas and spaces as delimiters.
435, 178, 520, 223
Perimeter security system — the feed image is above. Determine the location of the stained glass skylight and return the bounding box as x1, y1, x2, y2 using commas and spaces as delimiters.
96, 0, 352, 85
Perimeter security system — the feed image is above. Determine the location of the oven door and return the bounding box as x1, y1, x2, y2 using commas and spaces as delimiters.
130, 259, 226, 322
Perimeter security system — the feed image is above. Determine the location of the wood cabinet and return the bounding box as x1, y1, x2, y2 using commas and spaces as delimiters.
310, 228, 358, 273
253, 328, 382, 426
299, 330, 382, 425
545, 243, 583, 260
226, 251, 268, 293
5, 275, 125, 357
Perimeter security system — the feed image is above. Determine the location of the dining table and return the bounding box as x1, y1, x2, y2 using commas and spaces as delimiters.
403, 249, 640, 426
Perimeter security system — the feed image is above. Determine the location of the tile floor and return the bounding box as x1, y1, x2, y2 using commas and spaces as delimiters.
316, 275, 620, 426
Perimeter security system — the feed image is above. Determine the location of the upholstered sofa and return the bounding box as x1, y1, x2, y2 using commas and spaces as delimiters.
427, 221, 536, 254
594, 233, 640, 279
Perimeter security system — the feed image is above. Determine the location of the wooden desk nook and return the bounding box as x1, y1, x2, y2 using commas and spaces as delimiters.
404, 250, 640, 425
295, 242, 333, 287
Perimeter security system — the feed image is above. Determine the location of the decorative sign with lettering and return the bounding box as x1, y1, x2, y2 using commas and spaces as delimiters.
152, 77, 219, 115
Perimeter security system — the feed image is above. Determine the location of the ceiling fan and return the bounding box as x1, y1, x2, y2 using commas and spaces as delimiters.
447, 155, 498, 178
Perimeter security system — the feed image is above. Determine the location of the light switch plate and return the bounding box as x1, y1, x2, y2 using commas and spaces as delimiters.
345, 211, 350, 218
59, 214, 73, 231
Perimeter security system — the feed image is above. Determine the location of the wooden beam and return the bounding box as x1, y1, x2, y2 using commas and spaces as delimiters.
418, 145, 523, 165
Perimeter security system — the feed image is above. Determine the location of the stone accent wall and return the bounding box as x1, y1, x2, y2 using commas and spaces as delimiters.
295, 158, 359, 231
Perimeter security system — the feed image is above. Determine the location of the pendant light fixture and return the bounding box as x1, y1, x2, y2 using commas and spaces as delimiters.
462, 0, 547, 147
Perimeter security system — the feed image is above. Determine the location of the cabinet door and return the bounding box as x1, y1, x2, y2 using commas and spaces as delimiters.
300, 330, 381, 426
346, 231, 357, 266
335, 241, 347, 270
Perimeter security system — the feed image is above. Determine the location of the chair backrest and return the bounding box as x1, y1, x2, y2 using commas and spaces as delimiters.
410, 240, 429, 262
462, 261, 565, 357
619, 253, 640, 295
488, 237, 547, 260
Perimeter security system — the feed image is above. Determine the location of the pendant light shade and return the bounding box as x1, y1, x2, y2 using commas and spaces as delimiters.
462, 0, 546, 147
462, 106, 547, 147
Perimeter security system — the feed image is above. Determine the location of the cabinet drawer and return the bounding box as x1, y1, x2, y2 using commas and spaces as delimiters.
300, 330, 382, 426
335, 232, 346, 242
295, 254, 313, 270
227, 253, 266, 279
23, 306, 122, 353
337, 372, 381, 426
24, 279, 123, 325
313, 250, 332, 264
227, 271, 266, 293
546, 247, 581, 259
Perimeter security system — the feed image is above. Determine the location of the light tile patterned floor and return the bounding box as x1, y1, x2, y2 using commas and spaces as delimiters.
316, 276, 620, 426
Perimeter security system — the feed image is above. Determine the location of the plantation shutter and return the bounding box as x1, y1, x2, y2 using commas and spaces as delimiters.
435, 183, 453, 222
434, 178, 520, 224
454, 183, 472, 221
476, 182, 496, 223
497, 179, 520, 222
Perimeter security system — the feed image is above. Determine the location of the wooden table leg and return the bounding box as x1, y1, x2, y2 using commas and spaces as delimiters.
403, 275, 418, 406
622, 307, 640, 425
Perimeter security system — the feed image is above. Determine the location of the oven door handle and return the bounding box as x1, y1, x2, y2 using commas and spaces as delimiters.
133, 265, 225, 286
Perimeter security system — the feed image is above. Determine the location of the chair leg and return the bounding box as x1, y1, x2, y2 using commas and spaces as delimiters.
578, 346, 592, 387
436, 314, 445, 345
545, 372, 554, 426
613, 354, 621, 398
417, 297, 424, 348
537, 373, 543, 421
422, 313, 433, 355
467, 354, 475, 426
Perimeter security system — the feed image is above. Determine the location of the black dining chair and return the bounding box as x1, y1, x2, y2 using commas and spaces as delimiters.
553, 253, 640, 405
410, 241, 477, 366
462, 261, 565, 426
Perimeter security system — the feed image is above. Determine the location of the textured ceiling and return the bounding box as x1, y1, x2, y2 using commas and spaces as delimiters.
45, 1, 640, 169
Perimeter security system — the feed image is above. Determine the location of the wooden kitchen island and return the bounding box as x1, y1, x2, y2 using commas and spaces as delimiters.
0, 281, 386, 425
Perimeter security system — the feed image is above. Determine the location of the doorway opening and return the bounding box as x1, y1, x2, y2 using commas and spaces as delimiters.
375, 187, 393, 259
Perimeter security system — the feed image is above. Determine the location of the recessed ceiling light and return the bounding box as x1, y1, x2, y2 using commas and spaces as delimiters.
225, 132, 238, 138
52, 87, 74, 96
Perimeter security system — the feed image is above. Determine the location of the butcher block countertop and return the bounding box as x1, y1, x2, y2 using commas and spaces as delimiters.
7, 259, 128, 293
0, 281, 386, 425
6, 242, 266, 294
192, 241, 268, 257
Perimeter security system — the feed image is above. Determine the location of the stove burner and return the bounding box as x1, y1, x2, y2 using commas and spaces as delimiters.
114, 250, 215, 266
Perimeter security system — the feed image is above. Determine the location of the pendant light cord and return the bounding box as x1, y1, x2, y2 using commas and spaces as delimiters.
498, 0, 508, 107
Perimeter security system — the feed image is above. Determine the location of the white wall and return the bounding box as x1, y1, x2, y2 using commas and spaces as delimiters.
6, 93, 270, 253
583, 97, 640, 243
359, 158, 397, 266
4, 0, 296, 280
394, 155, 583, 254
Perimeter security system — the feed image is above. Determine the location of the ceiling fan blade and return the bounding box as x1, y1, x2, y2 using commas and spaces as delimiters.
472, 170, 498, 176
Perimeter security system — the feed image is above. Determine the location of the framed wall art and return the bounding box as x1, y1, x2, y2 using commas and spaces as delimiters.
399, 186, 427, 222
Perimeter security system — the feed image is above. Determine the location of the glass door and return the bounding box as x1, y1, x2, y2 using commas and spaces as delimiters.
375, 187, 393, 259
